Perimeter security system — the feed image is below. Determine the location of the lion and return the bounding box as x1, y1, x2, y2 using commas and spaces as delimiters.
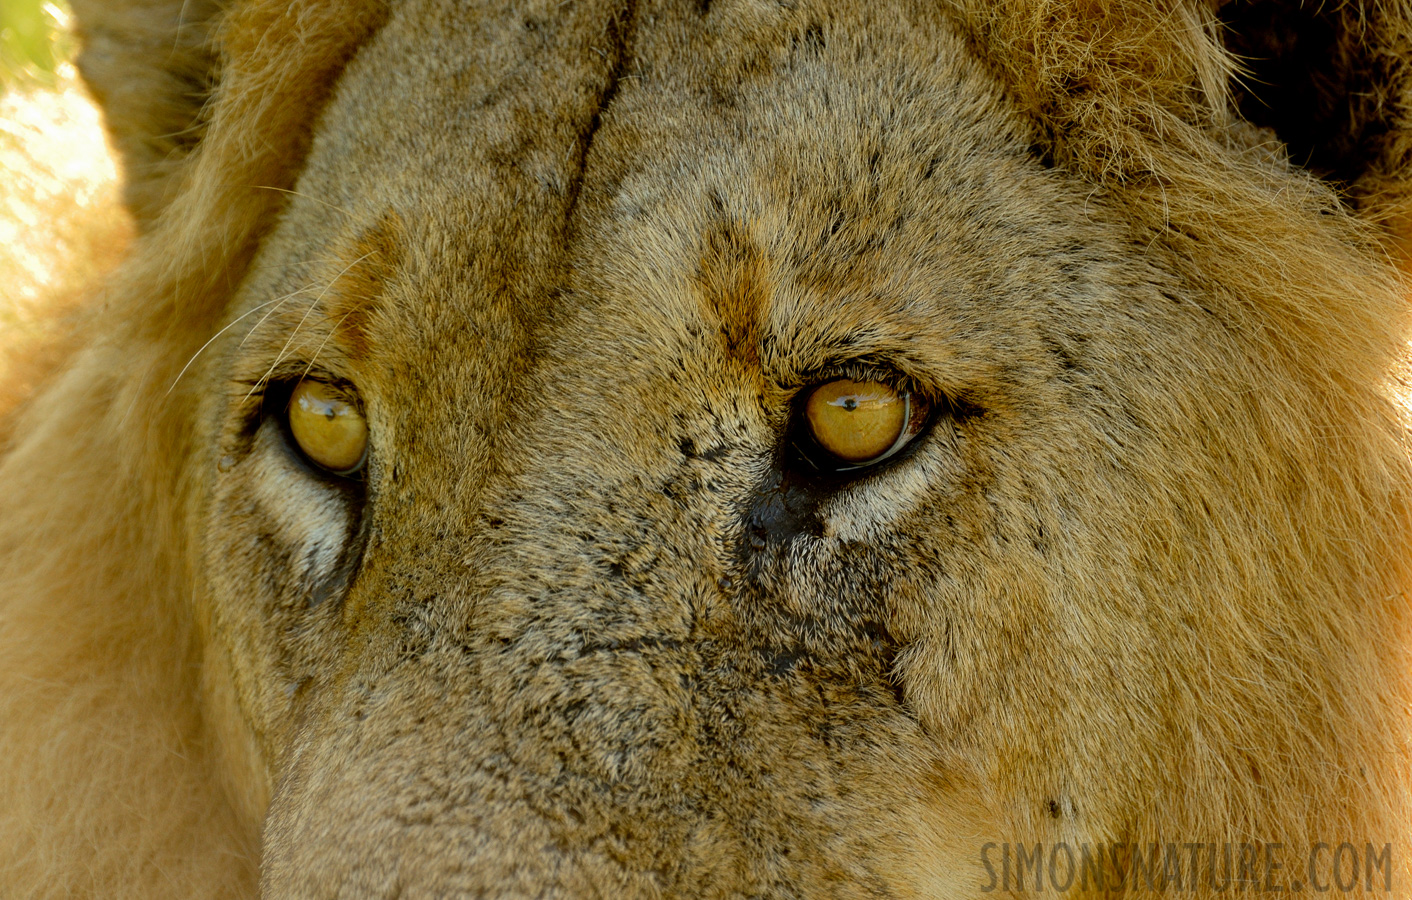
3, 0, 1412, 896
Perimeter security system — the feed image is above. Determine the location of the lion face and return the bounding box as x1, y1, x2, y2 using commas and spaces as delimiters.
190, 0, 1410, 892
210, 6, 1035, 892
6, 0, 1412, 896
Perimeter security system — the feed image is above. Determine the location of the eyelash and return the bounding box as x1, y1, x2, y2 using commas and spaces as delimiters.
793, 362, 922, 397
231, 365, 336, 422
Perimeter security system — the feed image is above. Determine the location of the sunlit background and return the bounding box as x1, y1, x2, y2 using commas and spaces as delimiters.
0, 0, 127, 382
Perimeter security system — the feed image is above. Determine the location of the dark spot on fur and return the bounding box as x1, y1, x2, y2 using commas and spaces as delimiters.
707, 84, 739, 109
765, 646, 807, 676
1044, 337, 1079, 373
789, 21, 825, 55
1049, 799, 1062, 819
1030, 522, 1048, 555
679, 435, 730, 462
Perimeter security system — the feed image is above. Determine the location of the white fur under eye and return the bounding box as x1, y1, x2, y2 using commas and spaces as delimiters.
243, 424, 356, 585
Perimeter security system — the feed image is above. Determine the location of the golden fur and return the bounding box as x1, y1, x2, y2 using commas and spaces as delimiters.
3, 0, 1412, 896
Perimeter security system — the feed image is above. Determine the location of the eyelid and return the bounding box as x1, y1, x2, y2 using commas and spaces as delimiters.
791, 361, 920, 395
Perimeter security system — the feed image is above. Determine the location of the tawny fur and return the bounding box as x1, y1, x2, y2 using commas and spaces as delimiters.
2, 0, 1411, 897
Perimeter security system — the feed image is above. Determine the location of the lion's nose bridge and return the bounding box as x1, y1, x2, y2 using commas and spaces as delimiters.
258, 389, 745, 895
260, 567, 702, 899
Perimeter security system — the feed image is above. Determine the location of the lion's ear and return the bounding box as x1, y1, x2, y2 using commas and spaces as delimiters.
69, 0, 224, 227
1217, 1, 1412, 229
954, 0, 1412, 226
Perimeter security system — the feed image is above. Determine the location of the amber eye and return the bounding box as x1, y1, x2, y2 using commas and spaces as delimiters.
286, 380, 368, 476
801, 378, 928, 469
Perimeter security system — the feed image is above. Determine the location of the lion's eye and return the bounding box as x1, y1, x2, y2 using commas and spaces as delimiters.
800, 378, 928, 469
287, 380, 368, 476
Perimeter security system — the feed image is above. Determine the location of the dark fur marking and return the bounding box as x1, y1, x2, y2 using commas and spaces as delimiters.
694, 220, 771, 366
678, 435, 730, 462
563, 0, 641, 221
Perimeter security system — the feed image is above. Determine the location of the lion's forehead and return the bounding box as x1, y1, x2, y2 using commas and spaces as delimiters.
237, 0, 1133, 451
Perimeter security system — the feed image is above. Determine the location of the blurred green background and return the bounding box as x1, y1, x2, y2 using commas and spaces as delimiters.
0, 0, 71, 89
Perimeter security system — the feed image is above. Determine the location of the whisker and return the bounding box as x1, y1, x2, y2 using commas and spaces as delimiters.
300, 307, 364, 383
165, 294, 305, 397
249, 255, 359, 274
252, 185, 356, 220
172, 0, 195, 60
246, 252, 375, 403
238, 287, 319, 350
